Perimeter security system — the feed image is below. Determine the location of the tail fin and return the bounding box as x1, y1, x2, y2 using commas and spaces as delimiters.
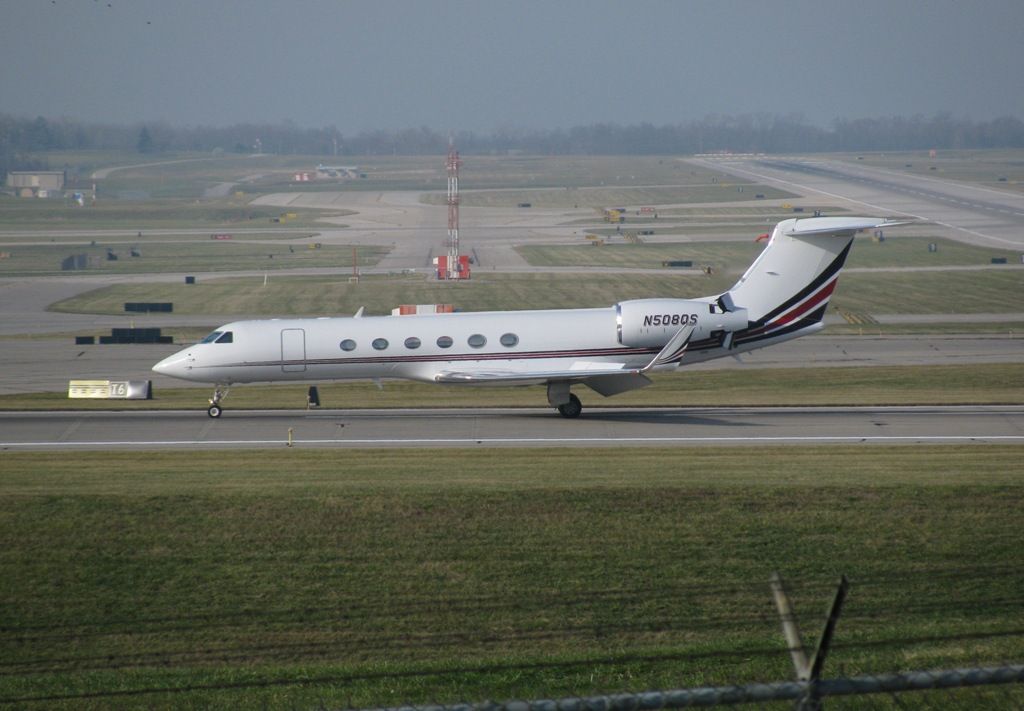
725, 217, 902, 340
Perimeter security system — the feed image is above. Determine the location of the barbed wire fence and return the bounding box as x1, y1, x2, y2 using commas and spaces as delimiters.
3, 570, 1022, 707
362, 666, 1024, 711
358, 573, 1024, 711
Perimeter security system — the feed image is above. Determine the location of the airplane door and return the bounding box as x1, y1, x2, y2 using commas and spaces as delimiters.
281, 328, 307, 372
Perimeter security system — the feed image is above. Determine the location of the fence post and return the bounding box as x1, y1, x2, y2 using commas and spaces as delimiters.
770, 572, 809, 681
771, 573, 850, 711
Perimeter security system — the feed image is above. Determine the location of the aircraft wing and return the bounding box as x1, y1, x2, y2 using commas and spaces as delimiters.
433, 323, 696, 396
434, 363, 644, 385
434, 365, 653, 396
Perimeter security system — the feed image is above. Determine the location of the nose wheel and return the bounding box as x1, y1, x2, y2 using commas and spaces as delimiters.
207, 385, 229, 418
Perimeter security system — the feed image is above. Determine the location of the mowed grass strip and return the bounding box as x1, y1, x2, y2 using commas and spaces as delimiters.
421, 185, 796, 208
0, 447, 1022, 709
46, 272, 734, 316
46, 265, 1024, 319
519, 241, 763, 270
833, 270, 1024, 315
518, 237, 1023, 270
0, 241, 387, 277
0, 197, 341, 231
2, 363, 1022, 411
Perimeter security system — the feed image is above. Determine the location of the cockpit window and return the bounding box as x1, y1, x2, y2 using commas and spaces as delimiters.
200, 331, 222, 344
215, 331, 233, 344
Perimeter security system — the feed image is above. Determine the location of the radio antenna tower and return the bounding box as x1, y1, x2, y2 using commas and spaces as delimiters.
445, 136, 463, 279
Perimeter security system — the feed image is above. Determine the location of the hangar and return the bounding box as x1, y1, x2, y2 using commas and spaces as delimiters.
5, 170, 66, 197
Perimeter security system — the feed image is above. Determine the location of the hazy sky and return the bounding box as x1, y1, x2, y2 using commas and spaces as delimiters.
3, 0, 1023, 133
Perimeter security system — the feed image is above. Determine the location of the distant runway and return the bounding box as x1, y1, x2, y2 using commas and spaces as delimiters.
690, 156, 1024, 249
3, 406, 1022, 450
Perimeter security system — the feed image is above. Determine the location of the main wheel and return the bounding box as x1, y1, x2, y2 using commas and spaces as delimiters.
207, 404, 222, 418
557, 393, 582, 418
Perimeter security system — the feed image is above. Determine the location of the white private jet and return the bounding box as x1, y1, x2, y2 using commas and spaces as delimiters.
153, 216, 902, 418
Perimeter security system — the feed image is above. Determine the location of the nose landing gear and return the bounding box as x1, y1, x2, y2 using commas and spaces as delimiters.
207, 385, 230, 418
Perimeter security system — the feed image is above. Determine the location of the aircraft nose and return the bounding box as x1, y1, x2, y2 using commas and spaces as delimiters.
152, 352, 191, 378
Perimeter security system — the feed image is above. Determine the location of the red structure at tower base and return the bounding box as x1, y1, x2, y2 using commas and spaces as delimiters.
435, 254, 470, 280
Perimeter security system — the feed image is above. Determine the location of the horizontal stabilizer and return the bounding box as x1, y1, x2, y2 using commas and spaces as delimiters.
781, 217, 912, 237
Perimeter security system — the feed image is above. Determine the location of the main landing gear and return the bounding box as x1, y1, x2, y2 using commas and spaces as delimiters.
548, 382, 583, 418
557, 393, 583, 419
207, 385, 229, 418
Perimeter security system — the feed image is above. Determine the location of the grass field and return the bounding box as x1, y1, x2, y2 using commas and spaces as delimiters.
0, 230, 330, 245
0, 240, 387, 277
518, 237, 1023, 271
835, 270, 1024, 315
88, 153, 350, 199
45, 272, 728, 316
1, 446, 1022, 709
46, 268, 1024, 320
38, 152, 778, 196
254, 155, 763, 193
422, 184, 797, 208
0, 196, 346, 232
451, 155, 749, 190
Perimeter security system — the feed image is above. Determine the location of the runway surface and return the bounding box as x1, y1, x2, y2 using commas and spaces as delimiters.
690, 156, 1024, 248
3, 405, 1022, 450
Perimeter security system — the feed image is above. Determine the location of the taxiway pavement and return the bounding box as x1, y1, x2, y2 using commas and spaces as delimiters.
3, 405, 1022, 450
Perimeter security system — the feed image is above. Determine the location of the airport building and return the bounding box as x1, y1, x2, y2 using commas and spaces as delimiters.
5, 170, 66, 198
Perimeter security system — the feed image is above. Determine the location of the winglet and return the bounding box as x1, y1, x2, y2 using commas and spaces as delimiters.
354, 306, 365, 318
643, 323, 696, 371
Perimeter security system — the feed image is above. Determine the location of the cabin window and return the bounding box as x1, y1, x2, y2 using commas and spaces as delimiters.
404, 337, 421, 350
200, 331, 222, 344
339, 339, 357, 351
467, 334, 486, 348
372, 338, 389, 351
215, 331, 233, 344
500, 333, 519, 347
436, 336, 453, 348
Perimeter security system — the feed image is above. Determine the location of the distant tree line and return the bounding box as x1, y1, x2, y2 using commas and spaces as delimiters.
3, 112, 1024, 176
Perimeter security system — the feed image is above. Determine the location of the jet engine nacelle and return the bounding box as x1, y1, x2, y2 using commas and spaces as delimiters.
616, 298, 749, 347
